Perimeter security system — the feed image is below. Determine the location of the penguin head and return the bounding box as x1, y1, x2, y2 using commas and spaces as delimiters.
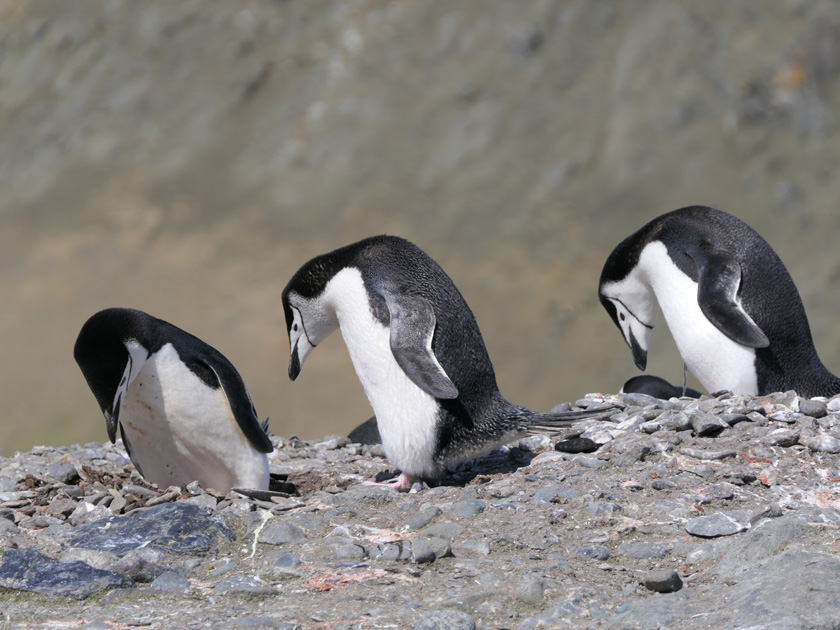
74, 308, 152, 440
282, 253, 347, 381
598, 276, 658, 372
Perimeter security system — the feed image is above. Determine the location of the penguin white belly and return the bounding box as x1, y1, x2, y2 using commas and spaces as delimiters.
639, 242, 759, 395
119, 343, 269, 492
326, 268, 441, 476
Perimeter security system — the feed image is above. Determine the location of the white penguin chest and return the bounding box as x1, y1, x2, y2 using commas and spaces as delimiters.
325, 268, 441, 475
639, 242, 758, 395
119, 343, 268, 491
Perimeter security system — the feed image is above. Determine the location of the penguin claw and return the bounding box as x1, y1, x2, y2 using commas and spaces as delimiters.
363, 472, 416, 492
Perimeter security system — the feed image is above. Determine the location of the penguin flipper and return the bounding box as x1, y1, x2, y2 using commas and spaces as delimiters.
200, 359, 275, 454
385, 292, 459, 400
694, 246, 770, 348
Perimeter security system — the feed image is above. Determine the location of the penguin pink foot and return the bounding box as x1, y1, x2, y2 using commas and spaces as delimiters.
363, 472, 416, 492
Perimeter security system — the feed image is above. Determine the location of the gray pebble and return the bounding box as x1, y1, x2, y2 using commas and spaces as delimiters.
800, 399, 828, 418
334, 543, 368, 560
272, 552, 301, 569
258, 521, 305, 545
642, 569, 683, 593
805, 434, 840, 454
691, 412, 729, 436
423, 522, 466, 541
763, 429, 800, 447
518, 435, 552, 452
686, 512, 750, 538
516, 578, 545, 604
151, 570, 191, 593
449, 499, 485, 517
532, 484, 579, 504
415, 609, 476, 630
407, 506, 442, 530
555, 438, 599, 454
680, 447, 737, 460
617, 541, 669, 559
410, 538, 439, 564
574, 455, 607, 470
576, 545, 610, 561
215, 574, 275, 596
46, 462, 80, 484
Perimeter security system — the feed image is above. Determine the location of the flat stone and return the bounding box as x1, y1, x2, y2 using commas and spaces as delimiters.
763, 429, 800, 447
800, 399, 828, 418
258, 521, 305, 545
642, 569, 683, 593
531, 484, 579, 504
691, 412, 729, 436
423, 522, 466, 541
45, 461, 80, 484
680, 447, 736, 460
415, 609, 476, 630
576, 545, 610, 561
686, 512, 750, 538
805, 434, 840, 454
555, 437, 599, 454
0, 548, 134, 599
151, 570, 191, 593
66, 502, 233, 556
407, 506, 442, 530
515, 578, 545, 604
618, 541, 669, 559
215, 575, 275, 596
449, 499, 485, 517
272, 553, 301, 569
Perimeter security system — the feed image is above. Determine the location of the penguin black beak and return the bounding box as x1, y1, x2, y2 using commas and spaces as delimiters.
629, 332, 648, 371
289, 340, 301, 381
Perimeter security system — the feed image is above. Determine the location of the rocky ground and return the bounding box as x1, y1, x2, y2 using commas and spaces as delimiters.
3, 390, 840, 630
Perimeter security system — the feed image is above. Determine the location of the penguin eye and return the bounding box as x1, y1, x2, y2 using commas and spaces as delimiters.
293, 323, 299, 332
619, 313, 626, 321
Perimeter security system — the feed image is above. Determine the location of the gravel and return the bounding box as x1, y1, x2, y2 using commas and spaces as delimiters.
2, 391, 840, 628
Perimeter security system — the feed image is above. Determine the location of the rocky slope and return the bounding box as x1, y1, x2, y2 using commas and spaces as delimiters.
2, 390, 840, 629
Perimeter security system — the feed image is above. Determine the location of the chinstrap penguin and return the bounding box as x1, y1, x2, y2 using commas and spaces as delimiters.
599, 206, 840, 397
74, 307, 273, 493
282, 235, 615, 491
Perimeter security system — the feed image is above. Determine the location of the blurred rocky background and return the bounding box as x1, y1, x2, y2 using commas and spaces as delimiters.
2, 0, 840, 455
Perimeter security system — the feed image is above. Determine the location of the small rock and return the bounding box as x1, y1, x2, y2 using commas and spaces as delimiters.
805, 434, 840, 454
215, 575, 275, 596
334, 543, 368, 560
691, 412, 729, 436
686, 512, 750, 538
0, 548, 134, 599
555, 438, 599, 454
415, 609, 476, 630
680, 447, 737, 460
423, 522, 466, 541
407, 506, 442, 530
516, 578, 545, 604
449, 499, 485, 517
67, 502, 233, 556
258, 522, 305, 546
518, 435, 552, 452
272, 553, 301, 569
576, 545, 610, 561
642, 569, 683, 593
618, 541, 669, 559
799, 399, 827, 418
151, 570, 191, 593
763, 429, 800, 447
46, 462, 80, 484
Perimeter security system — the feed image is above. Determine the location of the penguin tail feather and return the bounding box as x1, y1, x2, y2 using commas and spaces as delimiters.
526, 405, 619, 434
